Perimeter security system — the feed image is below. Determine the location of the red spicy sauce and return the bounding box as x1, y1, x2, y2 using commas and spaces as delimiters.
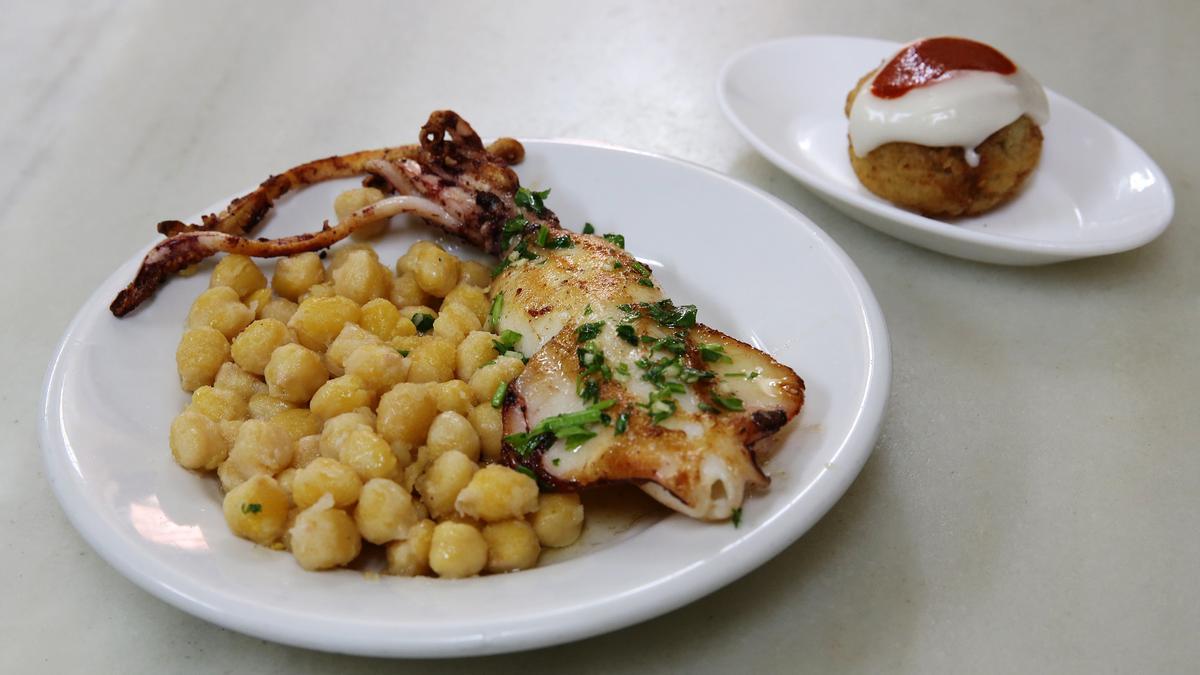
871, 37, 1016, 99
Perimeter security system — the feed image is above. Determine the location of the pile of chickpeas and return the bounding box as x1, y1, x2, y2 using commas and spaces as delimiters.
168, 188, 584, 578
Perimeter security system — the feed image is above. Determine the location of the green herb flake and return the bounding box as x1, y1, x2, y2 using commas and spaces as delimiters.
582, 223, 596, 234
726, 370, 760, 380
515, 187, 551, 215
712, 394, 745, 412
395, 348, 410, 357
731, 507, 743, 528
491, 381, 508, 409
613, 261, 623, 270
614, 410, 630, 435
615, 323, 638, 346
603, 233, 626, 249
514, 465, 539, 482
577, 377, 601, 404
575, 321, 605, 342
504, 399, 617, 456
492, 328, 522, 354
552, 457, 561, 466
583, 304, 593, 316
241, 503, 262, 515
536, 223, 550, 247
411, 312, 435, 333
637, 278, 654, 287
626, 299, 698, 329
489, 292, 504, 329
699, 343, 733, 363
500, 216, 529, 249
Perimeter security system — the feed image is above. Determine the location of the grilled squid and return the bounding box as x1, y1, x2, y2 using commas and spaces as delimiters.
112, 111, 804, 520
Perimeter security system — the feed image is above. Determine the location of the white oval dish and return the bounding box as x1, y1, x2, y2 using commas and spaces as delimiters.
41, 140, 890, 657
717, 35, 1175, 265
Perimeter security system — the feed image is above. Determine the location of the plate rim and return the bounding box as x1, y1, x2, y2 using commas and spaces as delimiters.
40, 138, 891, 657
716, 34, 1176, 262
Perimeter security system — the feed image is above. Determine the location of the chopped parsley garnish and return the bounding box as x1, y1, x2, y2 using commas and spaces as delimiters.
637, 278, 654, 287
241, 503, 262, 515
514, 465, 539, 481
492, 238, 539, 276
576, 377, 601, 404
491, 381, 508, 408
492, 328, 522, 354
603, 233, 625, 248
699, 343, 733, 363
621, 299, 698, 329
514, 187, 551, 215
642, 334, 687, 355
504, 399, 616, 456
614, 410, 630, 435
582, 223, 596, 234
615, 323, 638, 345
613, 261, 623, 270
731, 508, 743, 528
535, 223, 573, 249
725, 370, 760, 380
489, 292, 504, 329
395, 348, 410, 357
411, 312, 435, 333
500, 216, 528, 250
575, 321, 605, 342
577, 342, 611, 378
552, 457, 561, 466
711, 394, 745, 411
583, 304, 593, 316
614, 362, 631, 380
630, 261, 650, 277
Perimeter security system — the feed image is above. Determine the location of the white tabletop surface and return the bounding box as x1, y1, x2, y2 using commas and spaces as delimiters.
5, 1, 1198, 672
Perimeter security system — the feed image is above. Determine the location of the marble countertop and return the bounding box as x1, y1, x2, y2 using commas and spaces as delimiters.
4, 1, 1197, 672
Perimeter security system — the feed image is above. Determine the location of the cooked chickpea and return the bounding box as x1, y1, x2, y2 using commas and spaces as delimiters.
360, 298, 416, 341
218, 419, 244, 447
458, 261, 492, 288
331, 249, 390, 304
299, 282, 336, 302
467, 355, 524, 402
345, 344, 408, 392
213, 362, 267, 400
309, 374, 373, 420
324, 323, 381, 376
187, 286, 254, 339
442, 284, 490, 324
338, 425, 397, 481
407, 338, 456, 383
395, 241, 437, 276
417, 450, 478, 519
244, 287, 273, 317
224, 419, 295, 487
231, 318, 290, 375
426, 411, 481, 462
531, 493, 584, 548
264, 343, 328, 404
222, 475, 290, 545
276, 467, 297, 506
293, 434, 322, 468
176, 326, 230, 392
412, 243, 461, 298
454, 465, 538, 522
429, 521, 487, 579
318, 410, 375, 459
269, 407, 322, 443
390, 272, 433, 309
354, 478, 421, 544
455, 331, 498, 381
259, 296, 298, 324
210, 254, 267, 299
468, 403, 503, 461
187, 385, 248, 422
329, 242, 378, 271
247, 393, 294, 420
376, 383, 438, 452
289, 495, 362, 571
385, 519, 435, 576
288, 296, 361, 351
482, 520, 541, 573
169, 410, 229, 470
432, 380, 474, 415
432, 303, 482, 345
292, 457, 363, 509
335, 187, 387, 238
272, 252, 326, 301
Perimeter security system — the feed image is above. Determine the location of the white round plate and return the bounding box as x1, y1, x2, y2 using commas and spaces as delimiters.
718, 35, 1175, 265
41, 140, 890, 657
